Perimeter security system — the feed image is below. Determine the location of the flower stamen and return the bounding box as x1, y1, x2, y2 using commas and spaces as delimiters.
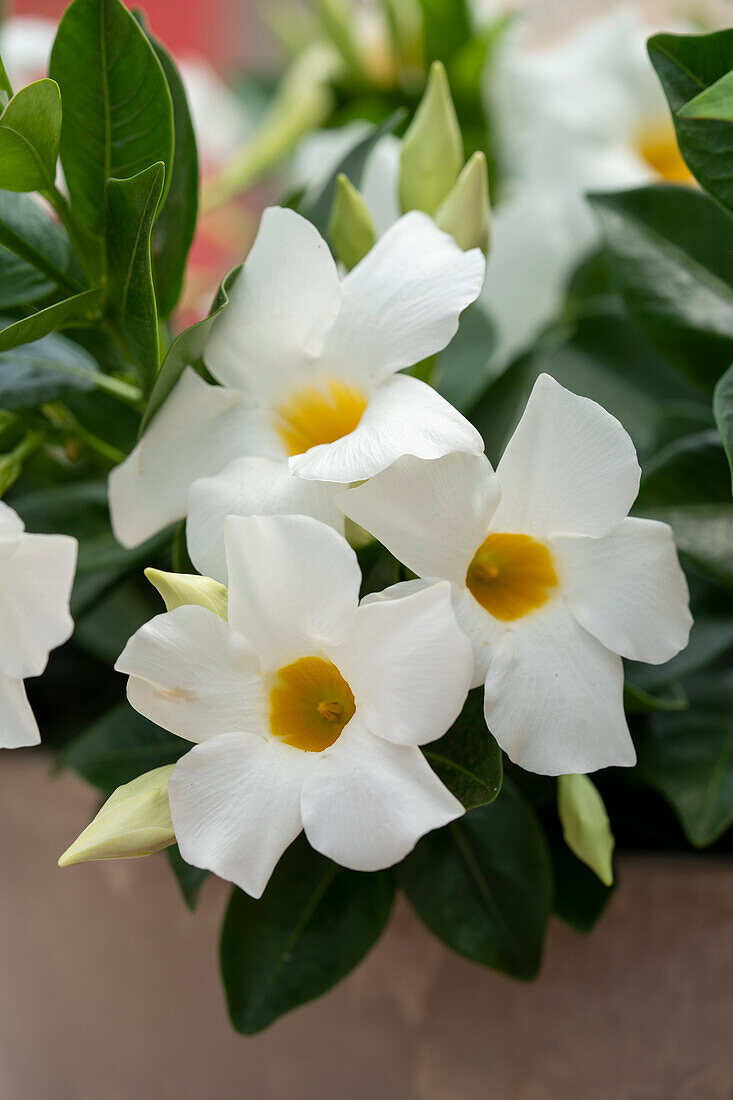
275, 379, 367, 457
466, 532, 558, 621
270, 655, 356, 752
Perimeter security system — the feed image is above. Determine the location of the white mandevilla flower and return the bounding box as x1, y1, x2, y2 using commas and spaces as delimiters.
108, 206, 485, 580
340, 374, 693, 776
115, 513, 472, 897
0, 501, 77, 749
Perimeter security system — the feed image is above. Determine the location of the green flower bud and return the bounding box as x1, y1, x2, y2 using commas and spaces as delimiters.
557, 773, 615, 886
58, 765, 176, 868
145, 567, 228, 619
436, 150, 491, 254
328, 173, 377, 270
399, 60, 463, 215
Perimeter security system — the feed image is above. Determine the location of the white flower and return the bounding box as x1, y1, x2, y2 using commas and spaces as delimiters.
0, 501, 77, 749
115, 513, 472, 897
339, 374, 692, 776
109, 206, 485, 576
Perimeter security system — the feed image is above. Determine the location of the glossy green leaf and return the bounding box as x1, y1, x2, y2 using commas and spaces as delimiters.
105, 163, 165, 393
679, 67, 733, 123
139, 264, 241, 434
63, 701, 185, 792
0, 78, 61, 192
147, 29, 199, 318
49, 0, 174, 233
220, 836, 395, 1034
636, 666, 733, 847
0, 191, 78, 306
0, 288, 104, 352
590, 187, 733, 391
713, 362, 733, 493
398, 780, 552, 979
649, 29, 733, 213
166, 845, 210, 911
557, 774, 614, 887
0, 328, 101, 408
423, 687, 502, 809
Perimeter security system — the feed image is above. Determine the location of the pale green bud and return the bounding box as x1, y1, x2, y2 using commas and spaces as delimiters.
0, 453, 22, 495
435, 151, 491, 254
328, 173, 377, 270
58, 765, 176, 868
145, 567, 228, 620
557, 773, 615, 887
399, 60, 463, 215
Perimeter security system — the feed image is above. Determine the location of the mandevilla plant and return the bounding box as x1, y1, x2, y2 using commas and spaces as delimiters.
0, 0, 731, 1036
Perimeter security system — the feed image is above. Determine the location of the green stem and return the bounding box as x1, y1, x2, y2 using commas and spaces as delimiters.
43, 184, 100, 286
10, 427, 45, 463
90, 371, 144, 409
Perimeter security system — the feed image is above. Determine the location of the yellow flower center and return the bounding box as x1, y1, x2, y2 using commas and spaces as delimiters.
275, 379, 367, 457
635, 119, 692, 184
269, 656, 356, 752
465, 532, 558, 621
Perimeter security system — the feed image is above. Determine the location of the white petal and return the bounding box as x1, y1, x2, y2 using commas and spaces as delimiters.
108, 369, 266, 549
301, 720, 462, 871
204, 207, 341, 397
291, 373, 484, 483
452, 586, 506, 689
320, 211, 485, 382
0, 533, 76, 678
338, 451, 498, 584
483, 600, 634, 775
493, 373, 641, 538
224, 514, 361, 667
0, 500, 25, 539
330, 582, 472, 747
361, 133, 401, 234
0, 674, 39, 749
186, 456, 345, 585
116, 606, 265, 743
553, 518, 692, 664
169, 732, 311, 899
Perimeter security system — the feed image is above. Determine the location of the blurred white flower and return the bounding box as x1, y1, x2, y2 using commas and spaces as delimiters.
0, 502, 77, 749
109, 205, 485, 571
340, 374, 693, 776
116, 514, 471, 897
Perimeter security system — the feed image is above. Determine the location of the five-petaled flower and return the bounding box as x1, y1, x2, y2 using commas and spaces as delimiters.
108, 205, 485, 583
115, 514, 472, 897
0, 502, 77, 749
340, 374, 693, 775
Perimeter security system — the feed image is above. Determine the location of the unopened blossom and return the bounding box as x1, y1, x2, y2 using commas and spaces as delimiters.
109, 206, 485, 577
0, 501, 77, 749
340, 374, 692, 775
115, 514, 472, 897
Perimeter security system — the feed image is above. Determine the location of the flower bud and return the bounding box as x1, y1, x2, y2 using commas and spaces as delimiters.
328, 173, 377, 269
399, 60, 463, 215
436, 151, 491, 254
145, 567, 228, 619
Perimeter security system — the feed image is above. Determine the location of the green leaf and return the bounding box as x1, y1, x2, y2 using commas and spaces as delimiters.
624, 678, 688, 714
713, 362, 733, 494
220, 836, 395, 1033
0, 328, 102, 408
139, 264, 241, 434
105, 163, 165, 393
0, 287, 104, 352
0, 191, 78, 306
423, 687, 502, 809
649, 29, 733, 213
147, 29, 199, 318
679, 67, 733, 123
416, 0, 473, 68
636, 666, 733, 847
0, 54, 12, 105
0, 78, 61, 192
548, 828, 615, 934
398, 779, 552, 980
49, 0, 174, 233
166, 845, 210, 910
437, 300, 496, 413
642, 503, 733, 591
400, 61, 463, 215
63, 701, 185, 792
589, 187, 733, 391
556, 774, 614, 887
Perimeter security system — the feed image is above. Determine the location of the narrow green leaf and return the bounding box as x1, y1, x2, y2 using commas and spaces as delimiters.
327, 173, 376, 270
679, 67, 733, 123
398, 780, 552, 980
105, 163, 164, 393
0, 287, 104, 352
0, 78, 61, 192
713, 362, 733, 494
557, 774, 614, 887
649, 29, 733, 213
0, 53, 12, 104
0, 328, 102, 407
590, 187, 733, 391
50, 0, 174, 233
220, 836, 395, 1033
400, 60, 463, 215
423, 687, 502, 809
139, 264, 241, 434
